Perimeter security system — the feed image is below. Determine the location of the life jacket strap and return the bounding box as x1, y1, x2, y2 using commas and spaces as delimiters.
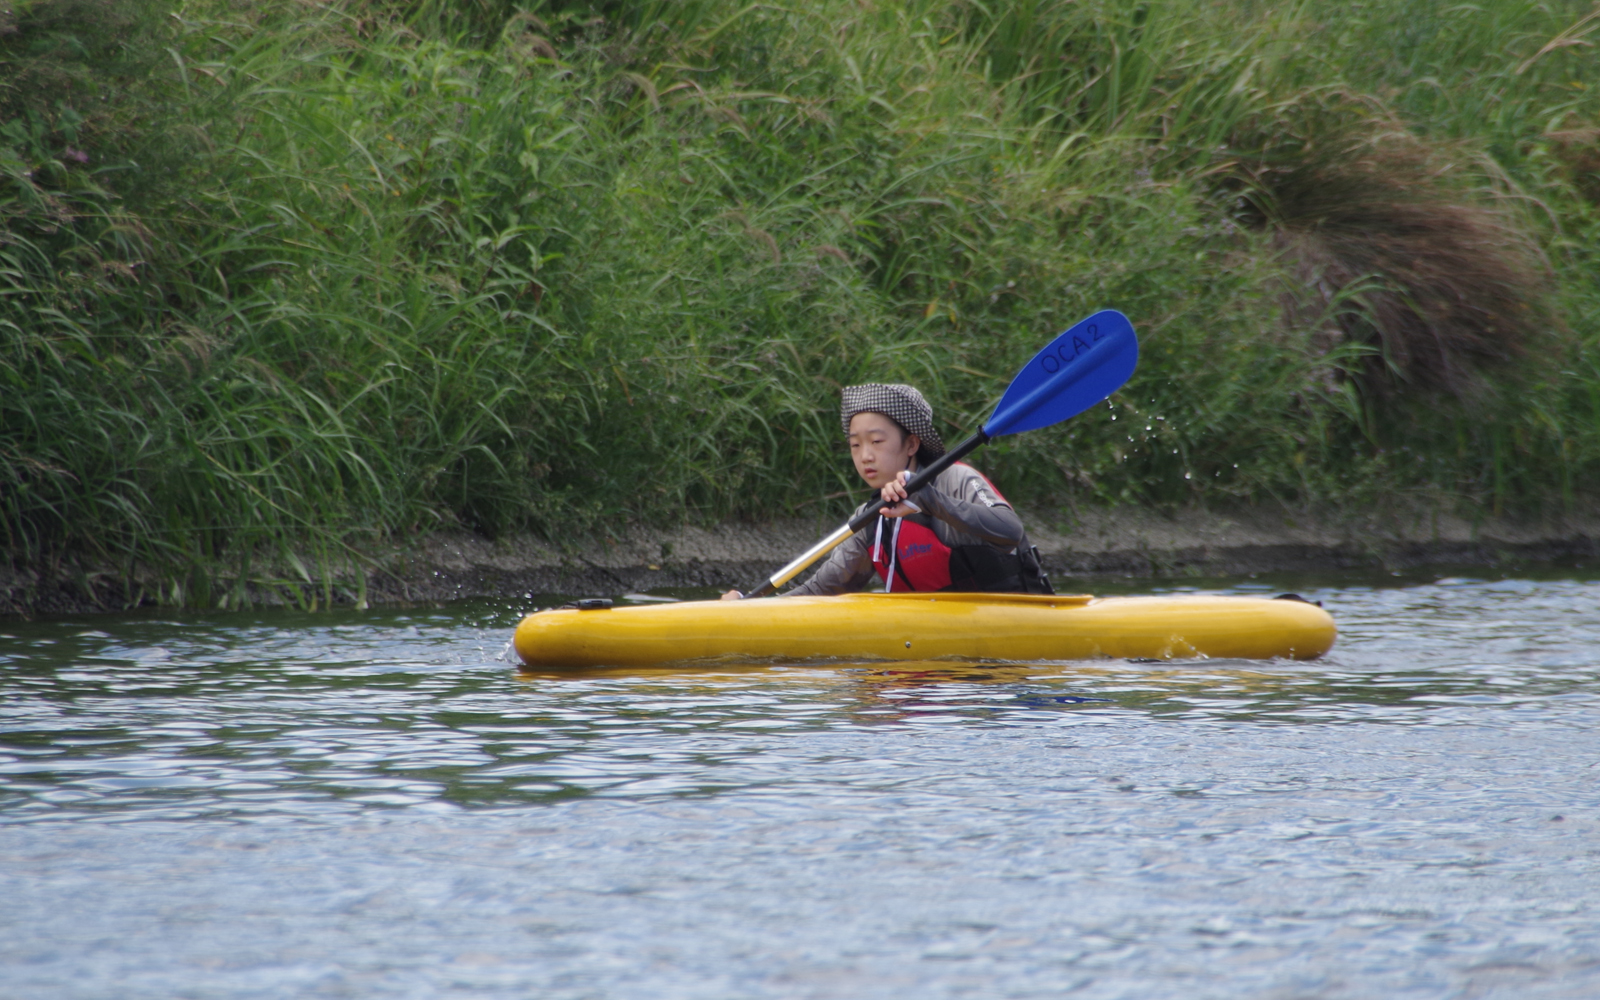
885, 517, 902, 593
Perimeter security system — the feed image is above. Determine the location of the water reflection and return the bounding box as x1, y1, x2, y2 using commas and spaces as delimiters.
5, 575, 1600, 998
3, 576, 1599, 824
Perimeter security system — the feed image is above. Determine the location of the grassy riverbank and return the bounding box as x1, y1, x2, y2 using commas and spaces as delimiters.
4, 0, 1600, 606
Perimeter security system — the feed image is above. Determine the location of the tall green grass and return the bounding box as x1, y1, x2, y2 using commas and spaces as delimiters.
3, 0, 1599, 604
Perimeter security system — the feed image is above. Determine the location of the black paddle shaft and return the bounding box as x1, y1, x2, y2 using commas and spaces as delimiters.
742, 429, 989, 598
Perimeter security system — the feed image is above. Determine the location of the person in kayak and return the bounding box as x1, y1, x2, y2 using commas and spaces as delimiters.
722, 383, 1050, 598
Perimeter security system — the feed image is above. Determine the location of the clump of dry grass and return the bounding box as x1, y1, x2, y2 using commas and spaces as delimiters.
1245, 122, 1552, 398
1544, 127, 1600, 207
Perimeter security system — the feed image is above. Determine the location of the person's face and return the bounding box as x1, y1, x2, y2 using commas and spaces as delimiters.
848, 411, 920, 489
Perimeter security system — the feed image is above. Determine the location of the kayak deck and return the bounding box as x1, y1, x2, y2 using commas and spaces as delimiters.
513, 592, 1336, 670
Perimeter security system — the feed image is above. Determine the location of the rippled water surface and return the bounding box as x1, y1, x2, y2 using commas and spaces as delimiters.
4, 575, 1600, 999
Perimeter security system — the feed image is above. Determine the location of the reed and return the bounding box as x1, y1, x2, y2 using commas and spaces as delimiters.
3, 0, 1598, 605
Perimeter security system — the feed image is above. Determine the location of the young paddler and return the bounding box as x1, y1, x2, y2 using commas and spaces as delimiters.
723, 383, 1050, 598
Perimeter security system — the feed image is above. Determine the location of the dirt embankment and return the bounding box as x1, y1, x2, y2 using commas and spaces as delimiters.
9, 501, 1596, 617
368, 503, 1600, 604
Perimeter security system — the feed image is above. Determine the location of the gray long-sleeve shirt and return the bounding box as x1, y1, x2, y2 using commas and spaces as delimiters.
786, 463, 1031, 596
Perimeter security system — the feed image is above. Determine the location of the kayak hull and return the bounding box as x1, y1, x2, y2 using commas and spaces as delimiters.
512, 593, 1336, 670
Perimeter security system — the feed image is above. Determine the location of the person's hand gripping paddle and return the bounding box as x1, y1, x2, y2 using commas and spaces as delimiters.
739, 309, 1139, 598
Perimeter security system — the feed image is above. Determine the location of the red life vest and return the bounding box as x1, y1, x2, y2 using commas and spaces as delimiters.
870, 514, 952, 592
868, 464, 1047, 594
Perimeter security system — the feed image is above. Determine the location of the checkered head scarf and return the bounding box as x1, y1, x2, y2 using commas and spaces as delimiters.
840, 383, 946, 465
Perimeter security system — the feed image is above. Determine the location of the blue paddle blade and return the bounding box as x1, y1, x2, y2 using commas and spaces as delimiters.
983, 309, 1138, 438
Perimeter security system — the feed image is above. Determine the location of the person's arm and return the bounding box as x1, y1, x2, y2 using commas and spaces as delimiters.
782, 528, 875, 596
905, 471, 1024, 548
720, 517, 876, 599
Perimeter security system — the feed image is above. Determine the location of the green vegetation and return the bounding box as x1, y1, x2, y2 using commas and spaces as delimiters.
4, 0, 1600, 605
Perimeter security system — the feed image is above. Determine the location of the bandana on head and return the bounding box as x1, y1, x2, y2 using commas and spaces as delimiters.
840, 383, 946, 462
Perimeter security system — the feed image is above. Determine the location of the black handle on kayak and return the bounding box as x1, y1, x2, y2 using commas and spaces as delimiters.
741, 430, 989, 598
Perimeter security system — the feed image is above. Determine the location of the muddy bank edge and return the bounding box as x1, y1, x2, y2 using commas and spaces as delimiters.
6, 502, 1600, 616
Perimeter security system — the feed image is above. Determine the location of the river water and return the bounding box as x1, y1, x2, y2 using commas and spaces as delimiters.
3, 573, 1599, 999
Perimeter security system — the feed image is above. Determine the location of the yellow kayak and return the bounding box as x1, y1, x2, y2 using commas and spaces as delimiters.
512, 592, 1336, 670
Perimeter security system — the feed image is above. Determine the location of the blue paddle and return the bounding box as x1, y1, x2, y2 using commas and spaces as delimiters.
742, 309, 1138, 598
